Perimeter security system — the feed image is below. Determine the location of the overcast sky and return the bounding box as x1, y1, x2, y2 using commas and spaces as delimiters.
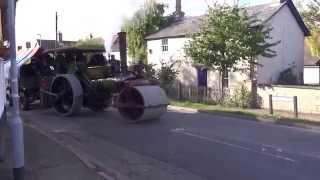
15, 0, 273, 49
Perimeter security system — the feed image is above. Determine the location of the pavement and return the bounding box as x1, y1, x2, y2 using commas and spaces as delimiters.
0, 122, 103, 180
14, 105, 320, 180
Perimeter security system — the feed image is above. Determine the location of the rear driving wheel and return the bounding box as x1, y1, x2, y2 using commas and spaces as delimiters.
51, 75, 83, 116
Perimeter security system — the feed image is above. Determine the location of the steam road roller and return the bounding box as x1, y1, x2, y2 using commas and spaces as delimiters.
10, 32, 169, 122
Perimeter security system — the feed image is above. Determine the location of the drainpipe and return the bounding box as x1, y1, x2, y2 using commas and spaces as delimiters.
5, 0, 25, 179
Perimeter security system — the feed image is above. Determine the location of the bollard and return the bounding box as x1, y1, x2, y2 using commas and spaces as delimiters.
269, 95, 273, 115
293, 96, 298, 118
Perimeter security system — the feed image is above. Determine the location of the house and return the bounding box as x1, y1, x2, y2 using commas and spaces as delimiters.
36, 39, 75, 50
18, 32, 76, 51
146, 0, 310, 89
37, 32, 76, 50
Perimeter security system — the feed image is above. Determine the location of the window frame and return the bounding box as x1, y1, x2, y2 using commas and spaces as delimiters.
222, 70, 229, 88
161, 39, 168, 52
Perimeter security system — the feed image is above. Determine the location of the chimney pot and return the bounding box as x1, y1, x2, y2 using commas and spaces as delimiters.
176, 0, 181, 13
175, 0, 184, 18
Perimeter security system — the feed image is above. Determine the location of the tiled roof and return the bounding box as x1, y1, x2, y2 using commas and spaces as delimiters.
37, 39, 76, 50
145, 16, 203, 40
146, 0, 309, 40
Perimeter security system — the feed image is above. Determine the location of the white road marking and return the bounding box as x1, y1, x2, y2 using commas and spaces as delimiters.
171, 129, 296, 163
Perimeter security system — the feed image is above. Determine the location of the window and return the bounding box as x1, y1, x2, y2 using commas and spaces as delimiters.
161, 39, 168, 52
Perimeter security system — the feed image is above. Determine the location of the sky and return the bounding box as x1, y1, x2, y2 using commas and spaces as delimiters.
15, 0, 273, 50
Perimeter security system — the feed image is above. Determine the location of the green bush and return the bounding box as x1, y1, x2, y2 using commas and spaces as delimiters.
156, 61, 179, 89
144, 63, 157, 79
132, 61, 179, 91
223, 85, 252, 109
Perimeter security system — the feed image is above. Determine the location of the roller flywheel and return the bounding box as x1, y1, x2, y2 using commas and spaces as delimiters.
50, 74, 83, 116
116, 85, 169, 123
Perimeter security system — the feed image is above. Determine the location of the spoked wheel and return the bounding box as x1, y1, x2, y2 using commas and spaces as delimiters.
51, 75, 83, 116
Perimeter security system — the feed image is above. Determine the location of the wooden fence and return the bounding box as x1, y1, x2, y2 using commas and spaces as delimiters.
165, 82, 228, 104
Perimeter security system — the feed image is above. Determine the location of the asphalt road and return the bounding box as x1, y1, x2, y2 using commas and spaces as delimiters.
22, 106, 320, 180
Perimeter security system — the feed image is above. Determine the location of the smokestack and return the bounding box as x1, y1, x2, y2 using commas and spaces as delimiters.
174, 0, 184, 19
176, 0, 181, 14
118, 32, 127, 74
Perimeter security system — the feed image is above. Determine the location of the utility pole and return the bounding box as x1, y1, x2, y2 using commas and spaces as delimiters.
5, 0, 25, 179
55, 11, 58, 48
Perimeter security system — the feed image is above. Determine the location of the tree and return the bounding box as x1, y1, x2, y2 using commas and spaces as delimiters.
75, 37, 105, 49
300, 0, 320, 57
122, 0, 166, 63
185, 5, 278, 107
243, 20, 279, 108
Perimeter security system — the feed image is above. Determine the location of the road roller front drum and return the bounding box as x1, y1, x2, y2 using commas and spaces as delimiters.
116, 85, 169, 123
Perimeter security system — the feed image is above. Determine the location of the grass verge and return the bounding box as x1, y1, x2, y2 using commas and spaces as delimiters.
170, 100, 320, 128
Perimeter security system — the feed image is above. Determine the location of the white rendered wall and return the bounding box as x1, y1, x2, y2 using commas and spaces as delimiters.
257, 5, 305, 84
304, 66, 320, 85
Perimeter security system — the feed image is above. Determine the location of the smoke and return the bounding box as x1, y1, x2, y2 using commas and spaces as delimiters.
102, 0, 144, 53
15, 0, 209, 50
16, 0, 145, 50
